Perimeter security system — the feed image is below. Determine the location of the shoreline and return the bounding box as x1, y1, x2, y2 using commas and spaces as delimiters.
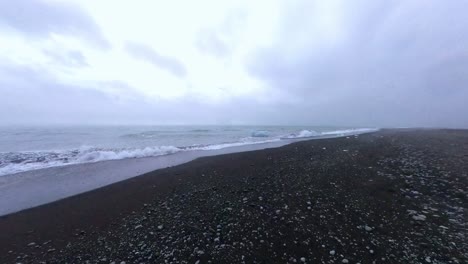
0, 131, 373, 216
0, 129, 466, 263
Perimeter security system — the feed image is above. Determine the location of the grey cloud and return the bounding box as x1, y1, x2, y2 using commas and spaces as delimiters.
0, 62, 285, 126
125, 42, 187, 77
247, 0, 468, 128
43, 49, 88, 68
195, 9, 247, 58
196, 30, 230, 58
0, 0, 110, 49
2, 0, 468, 128
0, 63, 120, 125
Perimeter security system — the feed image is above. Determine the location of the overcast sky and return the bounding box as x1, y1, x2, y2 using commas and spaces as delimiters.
0, 0, 467, 127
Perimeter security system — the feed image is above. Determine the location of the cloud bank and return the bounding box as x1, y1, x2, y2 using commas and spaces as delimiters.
0, 0, 467, 128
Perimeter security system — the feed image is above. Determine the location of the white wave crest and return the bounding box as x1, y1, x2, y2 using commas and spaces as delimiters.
321, 128, 378, 136
75, 146, 180, 163
197, 138, 281, 150
0, 146, 181, 176
0, 127, 379, 177
284, 130, 320, 139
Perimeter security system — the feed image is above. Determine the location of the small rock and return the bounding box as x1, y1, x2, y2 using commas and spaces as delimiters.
342, 259, 349, 263
425, 257, 431, 263
300, 257, 306, 262
412, 214, 427, 221
27, 242, 36, 247
330, 250, 336, 255
158, 225, 164, 230
134, 225, 143, 230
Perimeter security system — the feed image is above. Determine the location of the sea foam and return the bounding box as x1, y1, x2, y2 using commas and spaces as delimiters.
0, 127, 378, 176
0, 146, 181, 177
283, 130, 320, 139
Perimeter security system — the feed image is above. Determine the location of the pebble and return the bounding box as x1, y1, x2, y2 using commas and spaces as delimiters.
342, 259, 349, 263
412, 214, 427, 221
329, 250, 336, 255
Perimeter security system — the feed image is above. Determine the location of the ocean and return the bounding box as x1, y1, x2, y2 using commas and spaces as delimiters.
0, 125, 376, 176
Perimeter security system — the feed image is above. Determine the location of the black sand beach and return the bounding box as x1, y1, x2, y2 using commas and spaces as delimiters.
0, 129, 466, 263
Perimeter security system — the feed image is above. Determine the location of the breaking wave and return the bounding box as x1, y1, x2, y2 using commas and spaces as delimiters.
0, 146, 181, 177
321, 128, 378, 136
0, 127, 378, 176
283, 130, 321, 139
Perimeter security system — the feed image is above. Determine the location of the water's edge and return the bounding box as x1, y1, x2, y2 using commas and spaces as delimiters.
0, 132, 375, 216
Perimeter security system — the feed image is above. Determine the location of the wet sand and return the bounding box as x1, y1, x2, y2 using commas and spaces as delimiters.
0, 129, 466, 263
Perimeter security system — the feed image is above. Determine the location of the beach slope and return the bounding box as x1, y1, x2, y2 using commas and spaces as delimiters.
0, 129, 466, 263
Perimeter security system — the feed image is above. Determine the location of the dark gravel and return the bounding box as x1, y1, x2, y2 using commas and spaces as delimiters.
0, 129, 467, 263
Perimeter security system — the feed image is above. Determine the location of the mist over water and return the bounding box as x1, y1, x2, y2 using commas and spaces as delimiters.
0, 125, 376, 176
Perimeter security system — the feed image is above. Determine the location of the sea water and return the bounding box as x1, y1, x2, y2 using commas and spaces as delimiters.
0, 125, 376, 176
